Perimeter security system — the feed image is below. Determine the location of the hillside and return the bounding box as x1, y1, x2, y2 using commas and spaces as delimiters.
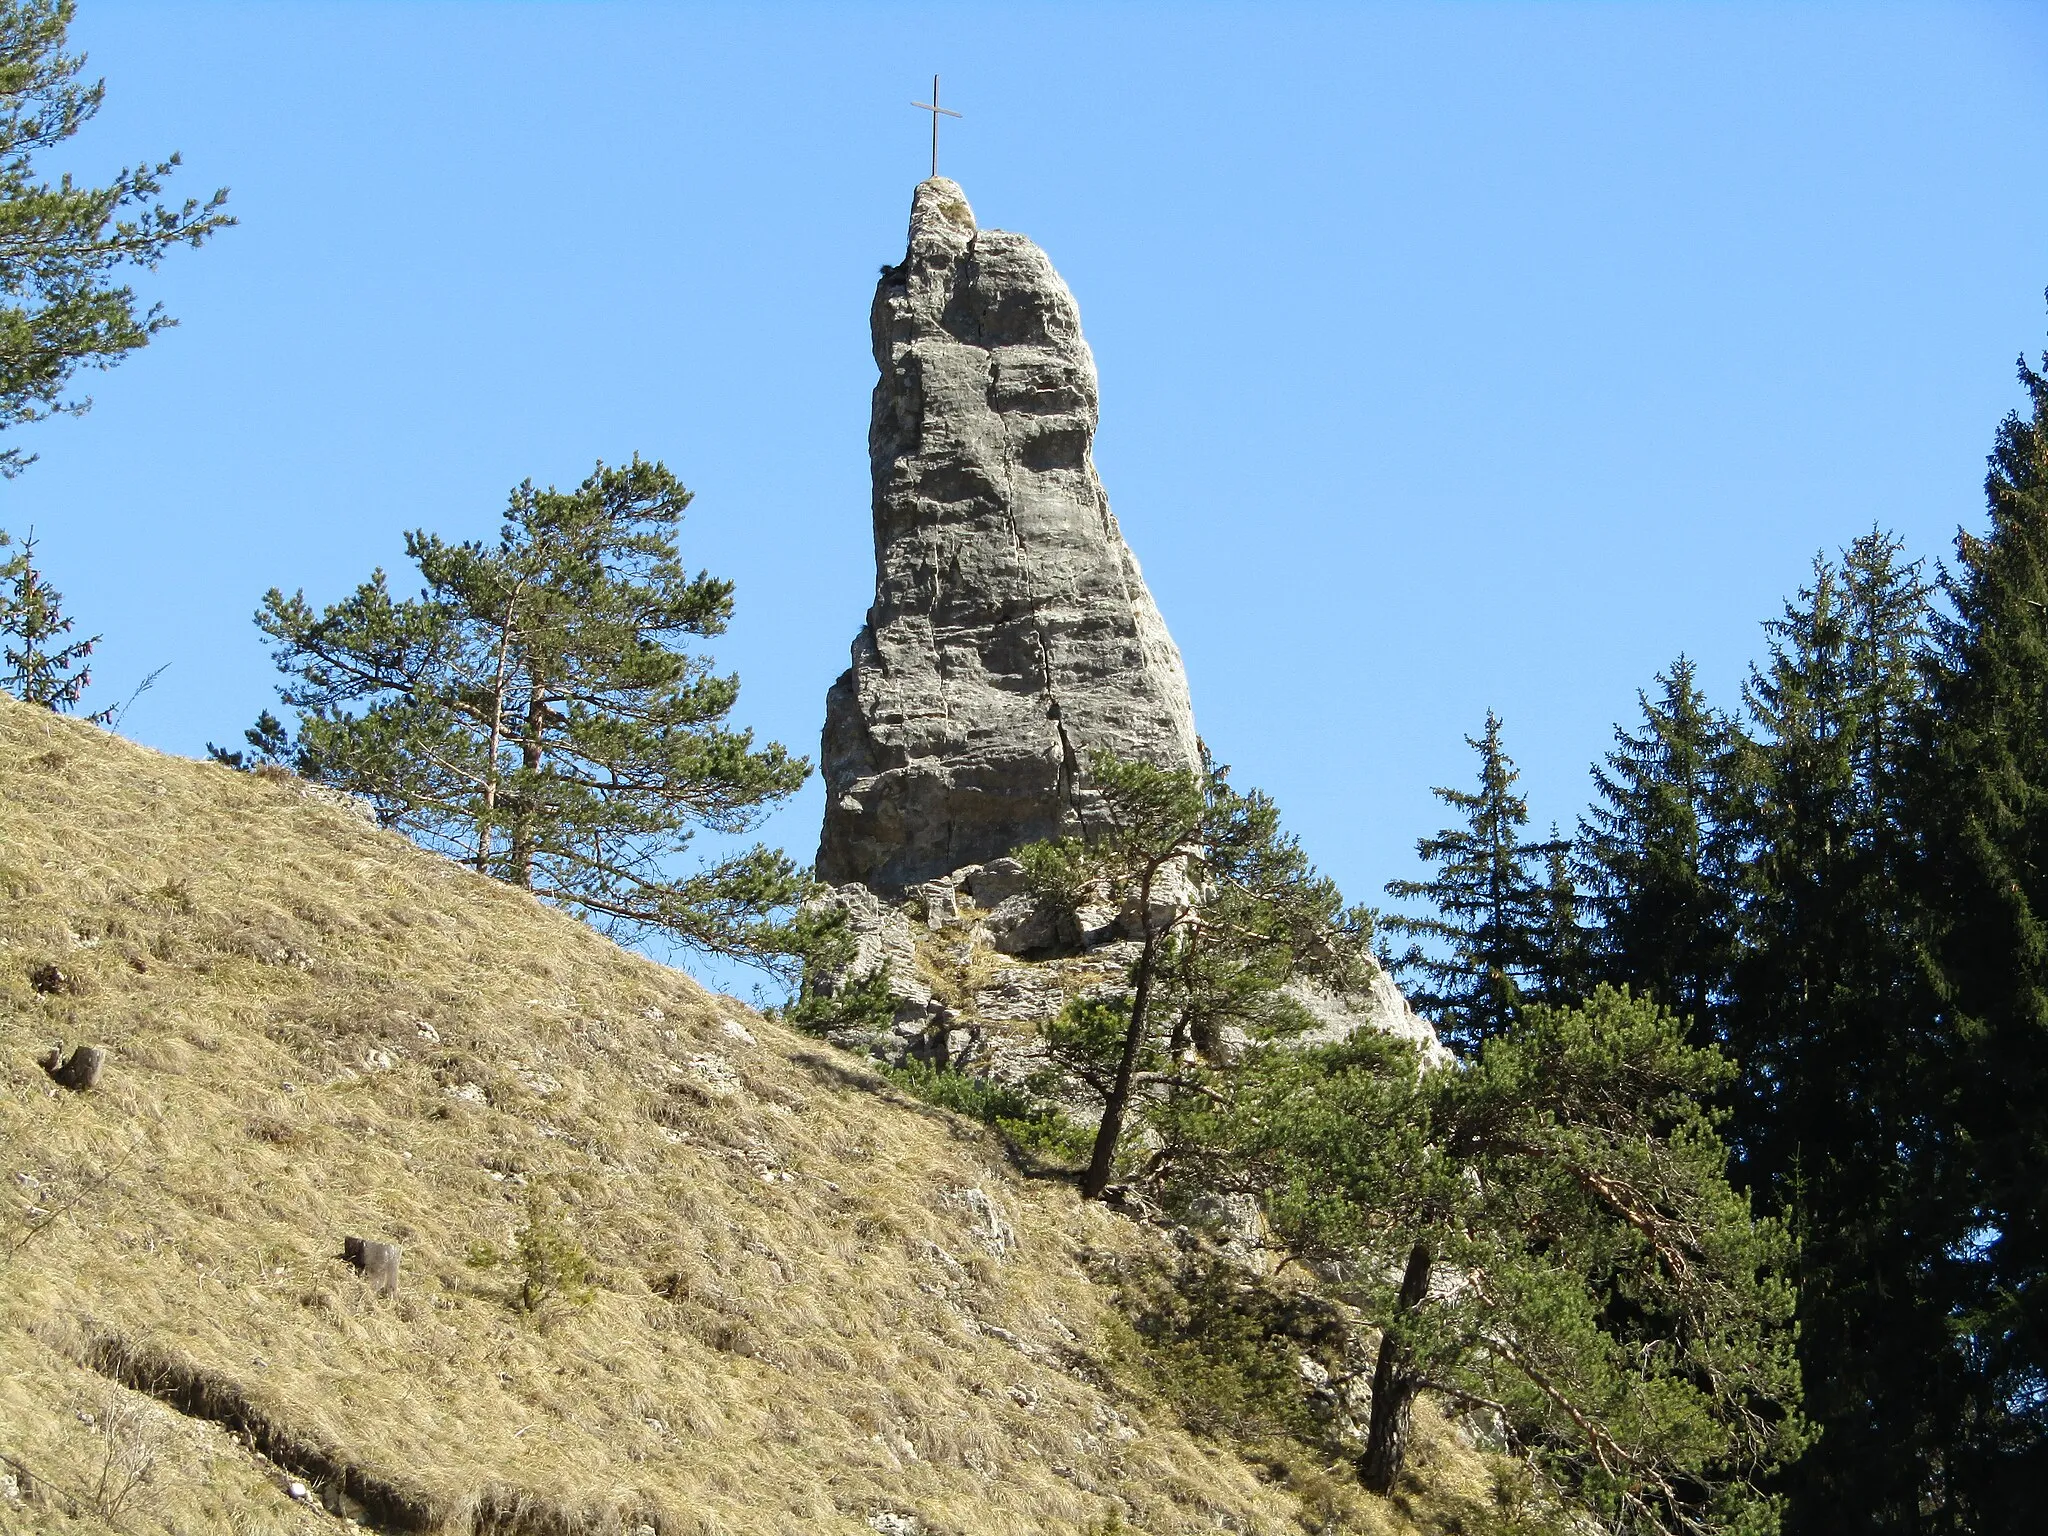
0, 699, 1492, 1536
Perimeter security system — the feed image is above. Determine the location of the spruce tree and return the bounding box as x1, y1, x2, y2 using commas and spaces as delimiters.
1723, 531, 1946, 1534
1384, 711, 1564, 1050
248, 458, 814, 971
1729, 534, 1931, 1189
1532, 822, 1591, 1005
0, 526, 97, 711
1911, 329, 2048, 1528
1577, 656, 1742, 1038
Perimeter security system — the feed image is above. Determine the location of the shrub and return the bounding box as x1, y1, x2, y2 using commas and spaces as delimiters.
469, 1184, 595, 1317
881, 1059, 1093, 1165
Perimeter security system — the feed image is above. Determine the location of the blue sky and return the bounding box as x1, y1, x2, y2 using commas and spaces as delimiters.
17, 2, 2048, 983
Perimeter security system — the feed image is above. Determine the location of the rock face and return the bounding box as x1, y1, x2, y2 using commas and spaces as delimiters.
804, 179, 1449, 1086
816, 178, 1201, 893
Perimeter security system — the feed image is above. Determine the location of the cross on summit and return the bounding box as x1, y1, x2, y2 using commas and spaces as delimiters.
911, 74, 960, 179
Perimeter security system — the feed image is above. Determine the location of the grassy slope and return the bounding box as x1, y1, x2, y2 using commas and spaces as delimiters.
0, 701, 1484, 1536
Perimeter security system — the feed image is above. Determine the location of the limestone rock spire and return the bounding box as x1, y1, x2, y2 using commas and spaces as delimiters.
816, 179, 1202, 891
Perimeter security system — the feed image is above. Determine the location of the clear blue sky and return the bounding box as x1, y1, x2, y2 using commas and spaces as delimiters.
18, 2, 2048, 983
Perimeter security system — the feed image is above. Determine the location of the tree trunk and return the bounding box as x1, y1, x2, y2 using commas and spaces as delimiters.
1082, 915, 1160, 1200
478, 594, 522, 872
1359, 1240, 1434, 1495
507, 686, 548, 888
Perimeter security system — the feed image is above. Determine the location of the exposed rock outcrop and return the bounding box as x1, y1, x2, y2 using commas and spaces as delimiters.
805, 179, 1448, 1088
1286, 976, 1455, 1069
816, 178, 1201, 893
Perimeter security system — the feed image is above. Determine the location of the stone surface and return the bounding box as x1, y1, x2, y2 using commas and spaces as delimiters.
817, 178, 1202, 892
342, 1236, 401, 1295
983, 892, 1064, 957
38, 1043, 104, 1091
1285, 975, 1454, 1068
965, 857, 1029, 906
807, 882, 931, 1025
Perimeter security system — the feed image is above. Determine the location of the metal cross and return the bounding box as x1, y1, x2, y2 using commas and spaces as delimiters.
911, 74, 961, 179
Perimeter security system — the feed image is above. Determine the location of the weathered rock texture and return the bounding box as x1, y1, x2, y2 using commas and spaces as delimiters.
806, 180, 1448, 1087
817, 178, 1201, 892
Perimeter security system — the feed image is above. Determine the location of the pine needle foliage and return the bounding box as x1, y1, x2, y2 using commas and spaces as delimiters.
1184, 987, 1806, 1534
0, 0, 232, 475
246, 458, 814, 971
510, 1183, 596, 1318
1017, 748, 1373, 1198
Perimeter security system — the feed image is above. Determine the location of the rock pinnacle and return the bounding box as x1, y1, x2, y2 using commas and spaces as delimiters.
816, 179, 1202, 892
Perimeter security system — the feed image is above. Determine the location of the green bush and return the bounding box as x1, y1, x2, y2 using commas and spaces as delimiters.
880, 1059, 1093, 1164
1108, 1254, 1340, 1446
469, 1183, 596, 1317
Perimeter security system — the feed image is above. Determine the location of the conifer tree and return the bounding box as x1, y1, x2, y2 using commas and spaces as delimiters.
1532, 822, 1591, 1006
1721, 532, 1946, 1533
1384, 712, 1564, 1049
1577, 656, 1742, 1038
1187, 987, 1805, 1529
0, 1, 232, 474
1910, 328, 2048, 1527
1018, 748, 1373, 1199
0, 526, 97, 711
247, 458, 814, 971
1726, 534, 1931, 1199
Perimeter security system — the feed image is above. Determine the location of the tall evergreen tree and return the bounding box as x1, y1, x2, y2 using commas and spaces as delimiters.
1577, 656, 1742, 1038
1722, 531, 1946, 1535
1384, 711, 1564, 1050
246, 458, 814, 971
1912, 329, 2048, 1528
1728, 533, 1932, 1194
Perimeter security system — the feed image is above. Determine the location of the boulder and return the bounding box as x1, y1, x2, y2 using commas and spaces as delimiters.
966, 857, 1030, 907
984, 893, 1063, 956
342, 1236, 401, 1295
38, 1043, 104, 1091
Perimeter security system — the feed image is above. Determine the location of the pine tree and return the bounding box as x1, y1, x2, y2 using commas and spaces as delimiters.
249, 458, 814, 971
1910, 328, 2048, 1528
1384, 712, 1564, 1050
1018, 748, 1373, 1199
1192, 987, 1806, 1528
0, 526, 98, 711
0, 1, 232, 474
1577, 656, 1742, 1039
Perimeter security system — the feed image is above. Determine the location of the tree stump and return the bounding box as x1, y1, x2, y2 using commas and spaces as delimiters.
342, 1236, 401, 1295
37, 1044, 104, 1091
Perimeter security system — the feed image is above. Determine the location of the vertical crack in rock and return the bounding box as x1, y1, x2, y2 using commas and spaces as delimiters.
817, 178, 1201, 892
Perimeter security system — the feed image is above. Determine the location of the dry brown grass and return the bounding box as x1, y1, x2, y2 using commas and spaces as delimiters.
0, 700, 1493, 1535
